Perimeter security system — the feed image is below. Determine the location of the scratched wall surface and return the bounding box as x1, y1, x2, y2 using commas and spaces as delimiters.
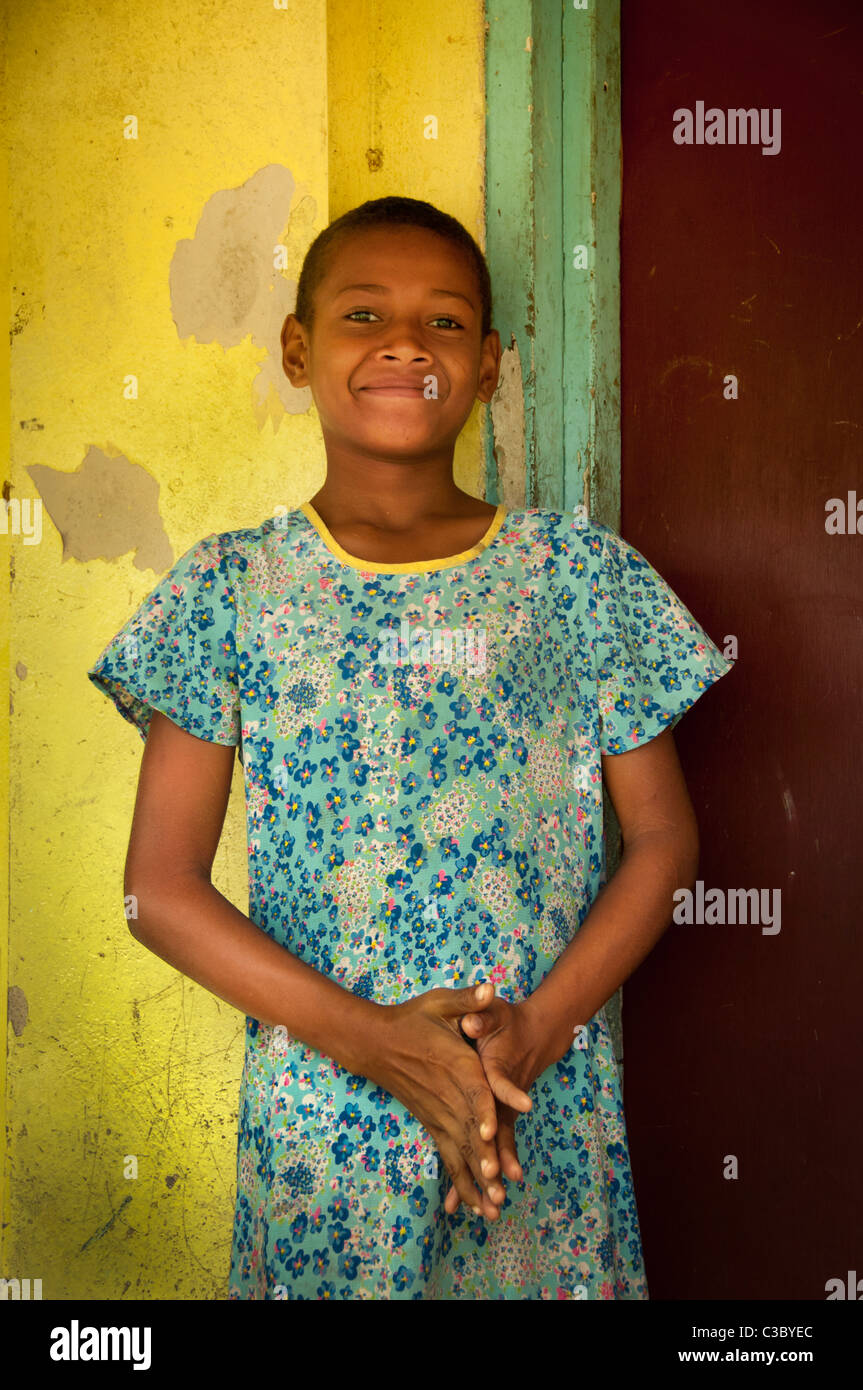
3, 0, 489, 1299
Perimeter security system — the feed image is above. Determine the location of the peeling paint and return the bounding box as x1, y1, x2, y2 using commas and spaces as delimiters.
10, 295, 44, 339
169, 164, 316, 426
490, 336, 526, 507
27, 447, 173, 573
8, 986, 29, 1037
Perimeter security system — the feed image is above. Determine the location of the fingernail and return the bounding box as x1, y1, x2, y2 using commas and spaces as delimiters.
471, 1206, 481, 1216
481, 1158, 492, 1176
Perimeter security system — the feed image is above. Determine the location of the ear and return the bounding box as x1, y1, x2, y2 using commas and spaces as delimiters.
281, 313, 310, 387
476, 328, 502, 404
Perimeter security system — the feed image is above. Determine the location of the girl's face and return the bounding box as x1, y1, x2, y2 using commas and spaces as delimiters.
281, 224, 501, 466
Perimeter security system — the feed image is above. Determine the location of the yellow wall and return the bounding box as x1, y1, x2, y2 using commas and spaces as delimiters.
2, 0, 488, 1298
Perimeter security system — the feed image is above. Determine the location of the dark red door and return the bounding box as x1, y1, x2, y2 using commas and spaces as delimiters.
620, 0, 862, 1300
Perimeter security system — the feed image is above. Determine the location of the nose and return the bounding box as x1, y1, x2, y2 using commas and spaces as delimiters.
373, 321, 434, 360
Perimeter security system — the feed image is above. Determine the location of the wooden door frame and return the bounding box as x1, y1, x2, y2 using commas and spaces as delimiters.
483, 0, 621, 524
483, 0, 625, 1060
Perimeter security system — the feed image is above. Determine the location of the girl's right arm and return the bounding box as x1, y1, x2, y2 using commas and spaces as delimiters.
125, 710, 512, 1218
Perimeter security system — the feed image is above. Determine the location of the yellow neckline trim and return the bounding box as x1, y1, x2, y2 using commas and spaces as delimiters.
299, 501, 508, 574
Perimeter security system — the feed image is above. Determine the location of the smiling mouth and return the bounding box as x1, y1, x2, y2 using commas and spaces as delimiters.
360, 386, 428, 397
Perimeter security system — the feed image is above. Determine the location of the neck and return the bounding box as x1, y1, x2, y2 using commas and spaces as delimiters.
309, 470, 489, 532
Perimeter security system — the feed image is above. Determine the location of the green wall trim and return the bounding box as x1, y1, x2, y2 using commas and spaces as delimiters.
484, 0, 621, 525
483, 0, 624, 1065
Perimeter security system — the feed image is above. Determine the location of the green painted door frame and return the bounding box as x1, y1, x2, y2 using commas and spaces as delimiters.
482, 0, 625, 1064
483, 0, 621, 527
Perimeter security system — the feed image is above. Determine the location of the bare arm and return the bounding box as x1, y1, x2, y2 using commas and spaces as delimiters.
124, 710, 383, 1075
521, 728, 700, 1068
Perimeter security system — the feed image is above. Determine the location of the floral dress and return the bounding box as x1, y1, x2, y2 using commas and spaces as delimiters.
88, 502, 732, 1300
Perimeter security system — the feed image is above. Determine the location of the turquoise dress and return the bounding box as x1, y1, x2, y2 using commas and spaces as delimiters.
88, 503, 732, 1300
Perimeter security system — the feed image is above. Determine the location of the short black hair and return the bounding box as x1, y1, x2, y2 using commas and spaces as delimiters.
293, 196, 493, 340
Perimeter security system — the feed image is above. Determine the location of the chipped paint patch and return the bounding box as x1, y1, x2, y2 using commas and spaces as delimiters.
8, 986, 29, 1036
27, 448, 173, 573
169, 164, 316, 425
490, 336, 526, 507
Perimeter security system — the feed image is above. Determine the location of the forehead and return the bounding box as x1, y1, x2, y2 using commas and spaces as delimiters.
321, 224, 476, 292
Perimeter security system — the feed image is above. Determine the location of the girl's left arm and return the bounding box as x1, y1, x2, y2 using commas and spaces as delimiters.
521, 727, 700, 1073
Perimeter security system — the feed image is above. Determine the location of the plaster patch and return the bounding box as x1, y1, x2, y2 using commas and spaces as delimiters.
27, 447, 173, 573
8, 985, 29, 1036
169, 164, 316, 426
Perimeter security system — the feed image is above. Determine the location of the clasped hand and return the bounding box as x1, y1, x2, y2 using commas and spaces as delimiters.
447, 982, 542, 1219
373, 981, 548, 1223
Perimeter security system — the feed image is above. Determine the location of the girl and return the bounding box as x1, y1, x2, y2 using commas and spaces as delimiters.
88, 196, 732, 1300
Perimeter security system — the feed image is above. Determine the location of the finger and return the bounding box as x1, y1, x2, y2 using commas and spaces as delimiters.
438, 1137, 487, 1217
446, 1130, 512, 1217
481, 1190, 503, 1220
440, 1071, 504, 1218
436, 1050, 506, 1219
462, 1076, 507, 1216
435, 1066, 503, 1219
482, 1060, 533, 1113
479, 1103, 514, 1209
444, 1158, 507, 1220
433, 981, 496, 1018
479, 1144, 507, 1199
459, 1009, 491, 1036
444, 1180, 501, 1221
457, 1016, 480, 1048
465, 1157, 506, 1220
495, 1106, 524, 1183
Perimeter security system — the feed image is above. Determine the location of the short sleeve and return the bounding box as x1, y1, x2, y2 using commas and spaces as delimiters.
591, 526, 733, 755
87, 532, 241, 746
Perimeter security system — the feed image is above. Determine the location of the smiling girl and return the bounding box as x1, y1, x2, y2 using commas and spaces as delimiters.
88, 196, 732, 1299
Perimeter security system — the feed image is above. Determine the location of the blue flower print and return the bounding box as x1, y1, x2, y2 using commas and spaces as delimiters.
88, 508, 731, 1301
